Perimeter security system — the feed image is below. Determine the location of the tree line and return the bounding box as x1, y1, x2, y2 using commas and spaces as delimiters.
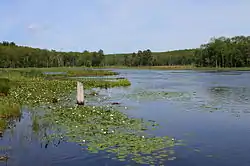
105, 49, 195, 66
0, 41, 104, 68
0, 41, 194, 68
1, 35, 250, 68
194, 36, 250, 67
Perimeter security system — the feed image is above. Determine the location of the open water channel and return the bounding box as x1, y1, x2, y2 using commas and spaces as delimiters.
1, 69, 250, 166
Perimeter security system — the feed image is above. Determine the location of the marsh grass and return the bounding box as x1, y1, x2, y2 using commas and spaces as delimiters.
66, 70, 118, 77
1, 67, 118, 77
0, 119, 7, 131
0, 102, 21, 119
0, 76, 22, 135
0, 102, 21, 136
81, 78, 131, 88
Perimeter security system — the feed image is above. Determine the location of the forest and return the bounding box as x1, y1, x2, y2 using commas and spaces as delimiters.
0, 35, 250, 68
0, 41, 105, 67
194, 36, 250, 67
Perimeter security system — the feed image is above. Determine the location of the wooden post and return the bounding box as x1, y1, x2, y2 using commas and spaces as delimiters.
77, 81, 84, 105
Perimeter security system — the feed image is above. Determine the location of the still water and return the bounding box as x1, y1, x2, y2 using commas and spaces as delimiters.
1, 69, 250, 166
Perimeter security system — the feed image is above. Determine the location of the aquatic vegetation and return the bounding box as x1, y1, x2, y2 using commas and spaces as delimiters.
81, 78, 131, 88
0, 69, 131, 124
5, 68, 118, 77
0, 90, 21, 135
9, 79, 75, 106
66, 70, 118, 77
209, 86, 231, 93
1, 68, 118, 80
1, 77, 130, 108
0, 69, 131, 128
126, 90, 191, 101
0, 68, 180, 165
43, 105, 179, 165
89, 90, 99, 96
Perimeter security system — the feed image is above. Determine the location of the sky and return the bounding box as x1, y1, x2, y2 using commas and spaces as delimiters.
0, 0, 250, 54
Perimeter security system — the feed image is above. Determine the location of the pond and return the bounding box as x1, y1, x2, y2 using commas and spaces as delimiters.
1, 69, 250, 166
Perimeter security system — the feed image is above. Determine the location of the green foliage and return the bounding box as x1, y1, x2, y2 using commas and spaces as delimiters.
0, 41, 195, 68
2, 36, 250, 68
0, 41, 105, 68
194, 36, 250, 67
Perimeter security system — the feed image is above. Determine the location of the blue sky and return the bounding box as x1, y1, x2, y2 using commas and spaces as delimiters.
0, 0, 250, 54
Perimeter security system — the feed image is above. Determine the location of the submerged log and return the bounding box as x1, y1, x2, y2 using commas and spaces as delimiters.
76, 81, 84, 105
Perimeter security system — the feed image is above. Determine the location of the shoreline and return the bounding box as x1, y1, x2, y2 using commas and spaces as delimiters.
2, 66, 250, 72
93, 65, 250, 71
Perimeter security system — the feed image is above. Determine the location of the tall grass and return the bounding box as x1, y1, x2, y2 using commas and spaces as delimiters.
0, 102, 21, 118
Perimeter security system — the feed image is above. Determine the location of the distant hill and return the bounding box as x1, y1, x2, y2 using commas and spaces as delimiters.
105, 48, 196, 57
104, 49, 197, 66
0, 41, 197, 67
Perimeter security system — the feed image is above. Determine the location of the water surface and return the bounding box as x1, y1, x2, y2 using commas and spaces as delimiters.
1, 69, 250, 166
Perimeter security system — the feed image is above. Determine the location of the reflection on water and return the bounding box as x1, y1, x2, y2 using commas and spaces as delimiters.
1, 70, 250, 166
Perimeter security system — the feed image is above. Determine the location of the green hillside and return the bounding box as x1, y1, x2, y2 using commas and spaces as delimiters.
104, 49, 196, 66
1, 35, 250, 68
